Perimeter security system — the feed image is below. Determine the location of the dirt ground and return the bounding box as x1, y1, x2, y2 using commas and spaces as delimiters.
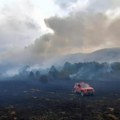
0, 80, 120, 120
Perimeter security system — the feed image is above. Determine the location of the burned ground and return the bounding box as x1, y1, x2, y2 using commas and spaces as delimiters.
0, 80, 120, 120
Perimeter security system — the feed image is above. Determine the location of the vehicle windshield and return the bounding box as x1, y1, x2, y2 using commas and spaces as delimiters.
81, 84, 89, 88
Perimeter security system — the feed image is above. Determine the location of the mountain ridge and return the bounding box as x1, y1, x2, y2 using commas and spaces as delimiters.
52, 48, 120, 66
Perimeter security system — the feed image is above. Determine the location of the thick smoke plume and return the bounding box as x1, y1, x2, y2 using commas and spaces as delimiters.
27, 12, 120, 58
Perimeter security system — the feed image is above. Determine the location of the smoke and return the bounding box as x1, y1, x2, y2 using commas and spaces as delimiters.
1, 10, 120, 72
1, 0, 120, 75
26, 11, 120, 58
0, 0, 40, 53
87, 0, 120, 12
55, 0, 120, 12
55, 0, 78, 9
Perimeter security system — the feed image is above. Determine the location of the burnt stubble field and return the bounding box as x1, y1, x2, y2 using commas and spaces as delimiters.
0, 80, 120, 120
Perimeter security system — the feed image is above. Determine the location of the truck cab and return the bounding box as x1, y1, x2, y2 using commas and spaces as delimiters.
74, 82, 95, 96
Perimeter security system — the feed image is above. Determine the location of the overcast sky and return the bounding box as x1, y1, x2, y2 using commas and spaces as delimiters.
1, 0, 120, 74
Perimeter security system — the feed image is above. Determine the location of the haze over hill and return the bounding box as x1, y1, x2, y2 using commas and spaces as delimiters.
50, 48, 120, 66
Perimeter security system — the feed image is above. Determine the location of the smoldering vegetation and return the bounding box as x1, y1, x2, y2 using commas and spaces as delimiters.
7, 61, 120, 82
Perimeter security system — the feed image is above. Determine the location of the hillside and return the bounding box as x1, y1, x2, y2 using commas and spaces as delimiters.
52, 48, 120, 66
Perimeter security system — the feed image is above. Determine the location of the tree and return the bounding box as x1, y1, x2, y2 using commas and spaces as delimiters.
48, 66, 59, 80
39, 75, 48, 83
29, 71, 34, 79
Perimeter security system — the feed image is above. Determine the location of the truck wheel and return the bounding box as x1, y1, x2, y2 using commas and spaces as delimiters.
92, 92, 95, 96
81, 92, 84, 96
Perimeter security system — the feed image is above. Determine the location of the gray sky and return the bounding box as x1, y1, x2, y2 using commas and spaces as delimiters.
1, 0, 120, 74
